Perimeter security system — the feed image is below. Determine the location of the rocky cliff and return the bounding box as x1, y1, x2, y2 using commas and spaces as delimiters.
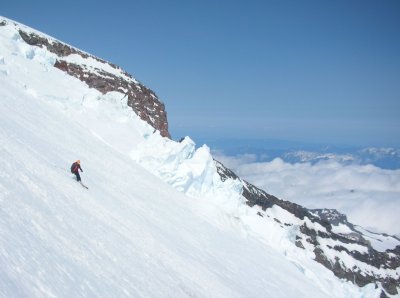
15, 24, 170, 138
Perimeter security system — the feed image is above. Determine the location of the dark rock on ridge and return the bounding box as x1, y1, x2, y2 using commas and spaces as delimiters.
18, 29, 170, 138
310, 208, 349, 226
215, 159, 400, 296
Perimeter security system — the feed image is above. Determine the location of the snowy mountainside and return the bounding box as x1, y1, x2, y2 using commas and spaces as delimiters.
0, 17, 169, 138
1, 16, 399, 297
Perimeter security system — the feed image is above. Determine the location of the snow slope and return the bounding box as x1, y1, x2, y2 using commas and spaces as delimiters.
0, 17, 386, 297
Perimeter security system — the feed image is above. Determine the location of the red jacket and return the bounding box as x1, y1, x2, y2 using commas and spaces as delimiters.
71, 162, 82, 173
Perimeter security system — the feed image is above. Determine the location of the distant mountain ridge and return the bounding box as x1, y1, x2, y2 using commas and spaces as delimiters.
201, 137, 400, 169
284, 147, 400, 169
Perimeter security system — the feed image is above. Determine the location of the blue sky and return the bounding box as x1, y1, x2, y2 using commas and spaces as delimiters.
3, 0, 400, 146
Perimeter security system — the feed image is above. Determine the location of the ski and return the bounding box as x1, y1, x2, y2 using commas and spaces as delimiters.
79, 182, 89, 189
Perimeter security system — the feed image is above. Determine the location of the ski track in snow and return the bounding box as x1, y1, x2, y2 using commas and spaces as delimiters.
0, 17, 386, 298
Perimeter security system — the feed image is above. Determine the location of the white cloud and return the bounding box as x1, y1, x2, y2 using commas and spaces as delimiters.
215, 153, 400, 237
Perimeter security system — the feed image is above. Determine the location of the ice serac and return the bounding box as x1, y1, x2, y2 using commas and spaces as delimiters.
17, 24, 170, 138
216, 160, 400, 297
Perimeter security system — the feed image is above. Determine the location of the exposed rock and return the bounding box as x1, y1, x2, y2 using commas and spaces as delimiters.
214, 159, 400, 295
382, 278, 400, 296
295, 237, 305, 249
215, 160, 239, 182
310, 208, 349, 226
380, 290, 389, 298
18, 30, 170, 138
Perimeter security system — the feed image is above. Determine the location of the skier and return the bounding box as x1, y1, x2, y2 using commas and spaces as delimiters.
70, 160, 83, 182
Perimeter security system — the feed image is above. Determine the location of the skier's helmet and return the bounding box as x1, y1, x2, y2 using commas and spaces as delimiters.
76, 160, 80, 164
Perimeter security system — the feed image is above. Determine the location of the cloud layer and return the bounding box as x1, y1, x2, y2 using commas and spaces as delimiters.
214, 153, 400, 237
